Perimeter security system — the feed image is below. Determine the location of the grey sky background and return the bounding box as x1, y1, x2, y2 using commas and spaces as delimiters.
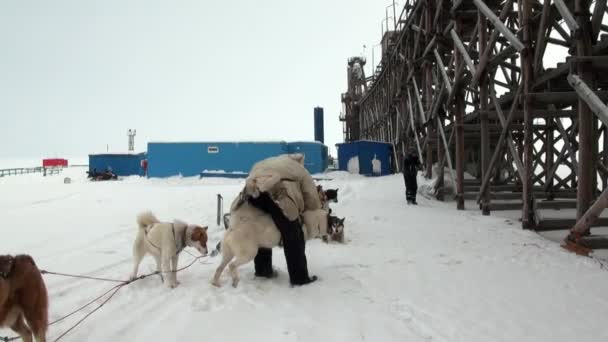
0, 0, 391, 160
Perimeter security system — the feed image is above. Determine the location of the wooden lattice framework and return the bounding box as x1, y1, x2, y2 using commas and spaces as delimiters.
340, 0, 608, 241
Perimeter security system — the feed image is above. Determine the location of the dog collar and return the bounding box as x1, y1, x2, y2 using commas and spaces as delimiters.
0, 256, 15, 279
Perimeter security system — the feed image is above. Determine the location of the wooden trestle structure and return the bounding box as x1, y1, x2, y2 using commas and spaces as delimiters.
341, 0, 608, 253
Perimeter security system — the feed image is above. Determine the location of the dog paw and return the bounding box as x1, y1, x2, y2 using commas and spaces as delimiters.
211, 280, 222, 288
231, 279, 239, 288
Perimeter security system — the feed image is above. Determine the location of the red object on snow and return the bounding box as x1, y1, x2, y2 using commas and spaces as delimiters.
43, 158, 68, 168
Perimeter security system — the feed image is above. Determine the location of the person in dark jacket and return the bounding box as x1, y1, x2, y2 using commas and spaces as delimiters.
403, 147, 422, 205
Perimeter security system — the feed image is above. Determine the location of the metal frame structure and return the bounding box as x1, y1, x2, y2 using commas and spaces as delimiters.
340, 0, 608, 250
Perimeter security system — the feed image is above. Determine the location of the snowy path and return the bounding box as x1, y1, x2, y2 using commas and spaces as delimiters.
1, 168, 608, 341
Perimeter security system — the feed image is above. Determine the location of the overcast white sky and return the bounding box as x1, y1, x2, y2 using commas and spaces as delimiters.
0, 0, 394, 160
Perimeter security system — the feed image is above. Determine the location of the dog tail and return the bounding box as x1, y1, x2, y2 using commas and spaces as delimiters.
137, 211, 160, 230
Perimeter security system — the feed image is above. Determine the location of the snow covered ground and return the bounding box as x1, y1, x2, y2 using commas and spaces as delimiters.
2, 166, 608, 342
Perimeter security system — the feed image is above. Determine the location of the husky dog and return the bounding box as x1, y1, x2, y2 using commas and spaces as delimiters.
211, 203, 328, 288
0, 254, 48, 342
131, 212, 209, 288
326, 216, 345, 243
317, 186, 339, 211
324, 188, 339, 203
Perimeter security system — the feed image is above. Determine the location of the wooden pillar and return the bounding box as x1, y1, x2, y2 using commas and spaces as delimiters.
546, 117, 555, 196
604, 125, 608, 189
455, 18, 465, 210
425, 1, 434, 180
521, 0, 535, 229
479, 10, 491, 215
575, 0, 595, 221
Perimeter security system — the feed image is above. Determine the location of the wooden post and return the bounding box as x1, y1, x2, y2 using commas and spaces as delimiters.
455, 17, 465, 210
426, 0, 435, 182
521, 0, 535, 229
479, 10, 490, 215
564, 185, 608, 254
574, 0, 595, 220
546, 117, 554, 196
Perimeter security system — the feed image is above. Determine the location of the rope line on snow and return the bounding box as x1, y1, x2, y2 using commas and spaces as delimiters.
40, 270, 127, 283
1, 254, 210, 342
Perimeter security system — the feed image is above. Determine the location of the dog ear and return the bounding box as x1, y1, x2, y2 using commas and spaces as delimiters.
200, 225, 208, 232
340, 218, 345, 224
191, 229, 201, 241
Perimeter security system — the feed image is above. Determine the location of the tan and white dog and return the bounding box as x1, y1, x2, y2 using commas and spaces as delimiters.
211, 202, 328, 288
131, 212, 209, 288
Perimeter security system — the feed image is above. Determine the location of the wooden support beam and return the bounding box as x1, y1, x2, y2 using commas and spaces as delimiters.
412, 78, 427, 123
491, 91, 526, 181
405, 90, 425, 165
472, 0, 515, 86
455, 18, 466, 210
534, 0, 552, 75
472, 0, 524, 51
568, 74, 608, 128
554, 0, 580, 32
573, 0, 598, 221
566, 184, 608, 240
450, 29, 477, 76
521, 0, 535, 229
437, 117, 456, 191
479, 11, 491, 215
434, 48, 452, 93
592, 0, 607, 42
477, 85, 523, 203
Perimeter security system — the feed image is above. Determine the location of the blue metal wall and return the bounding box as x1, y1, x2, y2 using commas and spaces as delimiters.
148, 142, 288, 178
148, 141, 329, 178
88, 153, 146, 176
336, 141, 393, 176
314, 107, 324, 143
287, 142, 328, 174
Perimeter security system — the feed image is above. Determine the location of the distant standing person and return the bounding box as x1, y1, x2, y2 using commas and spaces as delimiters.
403, 147, 421, 205
141, 159, 148, 177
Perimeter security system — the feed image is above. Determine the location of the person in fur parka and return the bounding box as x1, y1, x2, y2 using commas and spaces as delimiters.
233, 153, 321, 286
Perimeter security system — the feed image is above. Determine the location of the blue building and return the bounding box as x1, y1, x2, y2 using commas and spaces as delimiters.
287, 141, 328, 174
88, 153, 146, 177
336, 141, 393, 176
147, 141, 328, 178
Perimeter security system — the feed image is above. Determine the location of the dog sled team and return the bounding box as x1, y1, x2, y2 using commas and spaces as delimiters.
1, 153, 346, 341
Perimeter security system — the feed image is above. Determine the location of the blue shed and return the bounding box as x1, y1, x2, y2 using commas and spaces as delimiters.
287, 141, 328, 174
336, 141, 393, 176
147, 142, 288, 178
88, 153, 146, 177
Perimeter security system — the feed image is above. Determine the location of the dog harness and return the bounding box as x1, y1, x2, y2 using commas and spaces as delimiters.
172, 223, 187, 255
0, 256, 15, 279
145, 223, 187, 256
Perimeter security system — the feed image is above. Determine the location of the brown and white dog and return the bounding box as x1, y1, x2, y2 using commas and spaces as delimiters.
0, 255, 48, 342
131, 212, 209, 288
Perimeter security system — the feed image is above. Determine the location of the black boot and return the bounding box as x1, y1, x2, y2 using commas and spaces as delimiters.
254, 248, 276, 278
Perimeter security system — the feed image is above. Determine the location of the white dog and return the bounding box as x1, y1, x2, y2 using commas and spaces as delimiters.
211, 200, 328, 288
131, 211, 209, 288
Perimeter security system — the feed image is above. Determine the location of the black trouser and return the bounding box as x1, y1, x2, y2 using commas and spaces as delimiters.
248, 193, 314, 285
404, 174, 418, 202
